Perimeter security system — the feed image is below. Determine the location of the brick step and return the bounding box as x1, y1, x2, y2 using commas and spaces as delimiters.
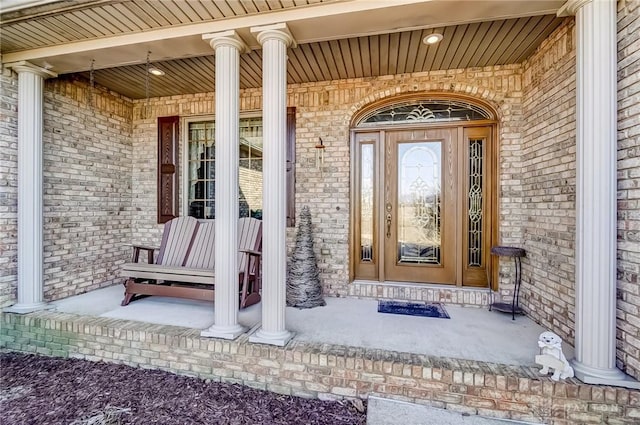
350, 280, 507, 308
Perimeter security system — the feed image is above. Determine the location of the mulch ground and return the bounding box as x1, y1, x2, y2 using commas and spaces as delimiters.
0, 352, 366, 425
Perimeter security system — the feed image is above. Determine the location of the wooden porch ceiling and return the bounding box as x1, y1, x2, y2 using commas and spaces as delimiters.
1, 0, 567, 99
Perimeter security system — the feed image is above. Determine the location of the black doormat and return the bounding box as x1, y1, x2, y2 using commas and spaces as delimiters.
377, 300, 450, 319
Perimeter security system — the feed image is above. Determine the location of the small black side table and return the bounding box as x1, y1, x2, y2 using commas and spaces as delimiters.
489, 246, 526, 320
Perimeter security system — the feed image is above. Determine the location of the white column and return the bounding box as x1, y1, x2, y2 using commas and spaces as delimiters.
5, 62, 56, 314
249, 23, 295, 346
559, 0, 639, 389
201, 31, 248, 340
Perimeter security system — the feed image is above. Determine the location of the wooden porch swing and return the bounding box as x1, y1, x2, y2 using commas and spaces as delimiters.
120, 216, 262, 309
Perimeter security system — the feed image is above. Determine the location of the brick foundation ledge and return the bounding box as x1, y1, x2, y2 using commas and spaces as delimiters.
1, 311, 639, 424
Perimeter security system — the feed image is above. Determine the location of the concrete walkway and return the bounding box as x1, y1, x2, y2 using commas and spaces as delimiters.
52, 285, 573, 366
367, 397, 540, 425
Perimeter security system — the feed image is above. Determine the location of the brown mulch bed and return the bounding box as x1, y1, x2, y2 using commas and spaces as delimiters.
0, 352, 366, 425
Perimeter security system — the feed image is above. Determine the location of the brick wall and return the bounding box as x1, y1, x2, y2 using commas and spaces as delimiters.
616, 0, 640, 381
520, 20, 577, 342
2, 311, 640, 425
42, 77, 133, 300
0, 70, 18, 308
130, 68, 525, 298
0, 73, 133, 306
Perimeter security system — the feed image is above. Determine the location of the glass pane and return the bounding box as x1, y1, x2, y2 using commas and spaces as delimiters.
358, 99, 491, 127
468, 139, 484, 267
239, 117, 263, 219
188, 121, 214, 219
188, 201, 204, 218
205, 200, 215, 219
360, 144, 374, 262
240, 117, 263, 160
239, 157, 263, 218
397, 142, 441, 265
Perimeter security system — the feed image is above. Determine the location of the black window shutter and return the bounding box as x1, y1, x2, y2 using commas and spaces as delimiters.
157, 116, 179, 224
286, 107, 296, 227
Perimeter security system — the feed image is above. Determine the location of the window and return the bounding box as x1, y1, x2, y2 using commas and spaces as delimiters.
186, 116, 264, 220
170, 107, 296, 226
355, 98, 492, 127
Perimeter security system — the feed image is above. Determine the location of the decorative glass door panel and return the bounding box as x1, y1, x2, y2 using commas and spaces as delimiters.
361, 143, 375, 263
353, 132, 379, 280
462, 126, 493, 286
384, 130, 457, 284
397, 142, 442, 265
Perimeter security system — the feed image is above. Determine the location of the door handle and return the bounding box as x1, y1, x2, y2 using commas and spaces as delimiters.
385, 203, 392, 238
386, 213, 392, 238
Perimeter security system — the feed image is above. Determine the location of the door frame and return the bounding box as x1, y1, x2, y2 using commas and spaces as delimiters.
349, 93, 500, 289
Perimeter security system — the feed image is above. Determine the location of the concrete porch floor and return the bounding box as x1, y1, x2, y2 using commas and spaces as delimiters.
52, 285, 571, 367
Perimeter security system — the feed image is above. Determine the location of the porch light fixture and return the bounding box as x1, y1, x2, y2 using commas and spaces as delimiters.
315, 137, 325, 174
148, 67, 165, 76
423, 33, 443, 45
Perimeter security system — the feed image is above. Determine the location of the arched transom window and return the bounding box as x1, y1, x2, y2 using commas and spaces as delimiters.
355, 99, 492, 127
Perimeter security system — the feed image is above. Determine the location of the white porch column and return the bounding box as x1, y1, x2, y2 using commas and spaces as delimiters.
249, 23, 295, 346
201, 31, 248, 340
559, 0, 639, 388
5, 61, 56, 314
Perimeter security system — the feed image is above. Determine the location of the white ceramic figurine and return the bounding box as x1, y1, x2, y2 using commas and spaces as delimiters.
535, 331, 574, 381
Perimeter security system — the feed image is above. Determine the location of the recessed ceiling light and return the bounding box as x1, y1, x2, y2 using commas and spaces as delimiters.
148, 67, 165, 76
423, 33, 443, 45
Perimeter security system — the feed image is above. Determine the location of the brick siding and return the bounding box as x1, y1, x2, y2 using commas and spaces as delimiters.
0, 70, 18, 308
520, 20, 577, 345
616, 0, 640, 380
42, 77, 133, 300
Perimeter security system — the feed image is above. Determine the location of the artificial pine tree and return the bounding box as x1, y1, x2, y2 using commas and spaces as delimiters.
286, 205, 326, 308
